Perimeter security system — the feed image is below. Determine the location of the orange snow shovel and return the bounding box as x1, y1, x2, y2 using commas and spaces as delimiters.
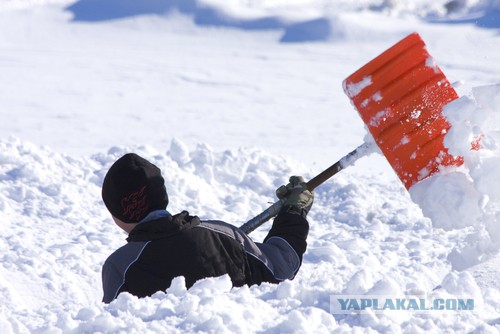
344, 32, 462, 190
240, 32, 462, 234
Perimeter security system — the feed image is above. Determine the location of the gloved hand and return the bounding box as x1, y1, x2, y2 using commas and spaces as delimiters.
276, 176, 314, 216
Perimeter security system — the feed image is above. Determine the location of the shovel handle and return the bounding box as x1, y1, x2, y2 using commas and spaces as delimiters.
239, 142, 374, 234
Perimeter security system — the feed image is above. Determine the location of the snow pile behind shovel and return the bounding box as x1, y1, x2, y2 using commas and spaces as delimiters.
410, 84, 500, 270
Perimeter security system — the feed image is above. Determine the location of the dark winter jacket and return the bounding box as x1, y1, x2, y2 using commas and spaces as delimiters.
102, 209, 309, 303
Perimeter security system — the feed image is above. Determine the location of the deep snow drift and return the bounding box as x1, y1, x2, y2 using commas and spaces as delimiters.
0, 0, 499, 333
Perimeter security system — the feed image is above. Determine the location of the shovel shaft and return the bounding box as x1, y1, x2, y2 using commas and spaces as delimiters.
239, 142, 374, 234
239, 198, 286, 234
306, 142, 373, 191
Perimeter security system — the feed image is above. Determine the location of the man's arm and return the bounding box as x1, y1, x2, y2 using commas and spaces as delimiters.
259, 176, 313, 278
263, 210, 309, 263
102, 241, 150, 303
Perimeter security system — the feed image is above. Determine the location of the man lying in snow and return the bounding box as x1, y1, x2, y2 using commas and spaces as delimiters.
101, 153, 314, 303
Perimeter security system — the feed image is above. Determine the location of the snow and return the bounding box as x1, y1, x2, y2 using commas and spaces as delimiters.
1, 0, 500, 332
344, 76, 373, 99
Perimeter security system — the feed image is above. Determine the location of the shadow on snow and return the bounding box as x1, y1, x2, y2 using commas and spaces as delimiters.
427, 7, 500, 30
65, 0, 332, 43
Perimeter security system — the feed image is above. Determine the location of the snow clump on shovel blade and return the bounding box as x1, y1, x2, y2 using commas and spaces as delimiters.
344, 76, 372, 98
409, 84, 500, 269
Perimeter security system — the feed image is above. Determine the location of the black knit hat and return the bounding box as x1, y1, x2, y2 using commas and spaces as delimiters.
102, 153, 168, 224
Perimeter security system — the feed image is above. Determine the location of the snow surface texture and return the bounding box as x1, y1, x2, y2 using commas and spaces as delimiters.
1, 0, 500, 333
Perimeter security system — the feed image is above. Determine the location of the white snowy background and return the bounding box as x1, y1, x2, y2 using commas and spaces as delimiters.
0, 0, 499, 332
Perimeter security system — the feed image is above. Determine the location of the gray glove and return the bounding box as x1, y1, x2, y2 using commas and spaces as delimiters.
276, 176, 314, 216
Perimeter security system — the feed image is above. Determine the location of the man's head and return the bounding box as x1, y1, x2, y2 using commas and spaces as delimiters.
102, 153, 168, 224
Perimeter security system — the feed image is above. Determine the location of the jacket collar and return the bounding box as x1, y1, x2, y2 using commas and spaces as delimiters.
127, 210, 200, 242
138, 209, 171, 223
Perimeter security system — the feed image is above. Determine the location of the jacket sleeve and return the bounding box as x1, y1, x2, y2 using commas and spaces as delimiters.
102, 260, 123, 304
263, 209, 309, 263
102, 241, 150, 303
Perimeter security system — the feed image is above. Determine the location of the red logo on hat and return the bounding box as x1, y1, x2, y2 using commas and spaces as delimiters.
121, 186, 148, 221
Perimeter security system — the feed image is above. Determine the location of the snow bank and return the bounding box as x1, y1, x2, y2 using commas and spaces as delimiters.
59, 0, 500, 42
410, 84, 500, 270
1, 136, 498, 333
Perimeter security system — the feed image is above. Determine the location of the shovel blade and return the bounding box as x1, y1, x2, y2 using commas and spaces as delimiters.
343, 32, 462, 189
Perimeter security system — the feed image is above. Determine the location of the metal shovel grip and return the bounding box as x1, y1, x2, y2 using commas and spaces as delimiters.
239, 142, 374, 234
